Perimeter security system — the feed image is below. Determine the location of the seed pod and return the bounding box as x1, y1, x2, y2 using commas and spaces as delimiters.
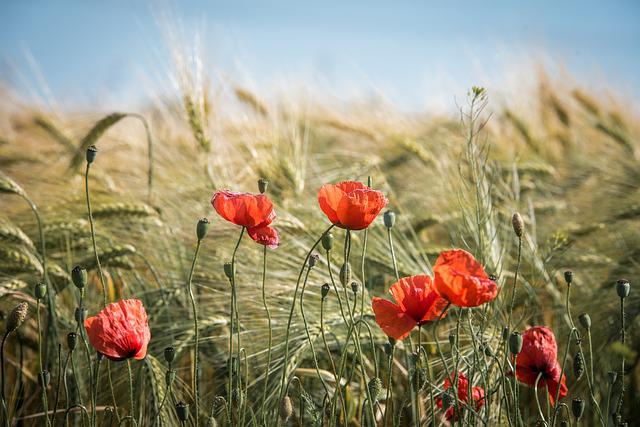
165, 369, 176, 386
321, 233, 334, 251
511, 212, 524, 237
164, 346, 176, 364
39, 370, 50, 387
279, 395, 293, 422
223, 262, 234, 280
509, 332, 523, 355
564, 271, 573, 285
368, 377, 382, 402
339, 263, 351, 287
578, 313, 591, 330
308, 253, 320, 269
258, 178, 269, 194
196, 218, 209, 241
5, 302, 29, 334
383, 210, 396, 229
86, 145, 98, 164
34, 282, 47, 300
67, 332, 77, 351
75, 307, 87, 324
573, 352, 584, 379
449, 332, 457, 346
321, 283, 330, 299
571, 397, 585, 419
176, 401, 189, 422
71, 266, 87, 289
607, 371, 617, 384
351, 281, 359, 294
616, 279, 630, 299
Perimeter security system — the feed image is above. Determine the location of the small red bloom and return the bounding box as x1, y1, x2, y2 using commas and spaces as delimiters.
317, 181, 388, 230
84, 299, 151, 361
513, 326, 568, 405
433, 249, 498, 308
436, 371, 485, 421
372, 275, 448, 340
248, 225, 279, 249
211, 190, 276, 229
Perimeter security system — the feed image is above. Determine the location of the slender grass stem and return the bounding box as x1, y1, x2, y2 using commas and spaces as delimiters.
1, 332, 10, 427
186, 236, 203, 426
52, 345, 63, 426
36, 299, 51, 427
320, 294, 347, 420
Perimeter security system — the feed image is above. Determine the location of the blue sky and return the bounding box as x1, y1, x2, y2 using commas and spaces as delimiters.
1, 1, 639, 111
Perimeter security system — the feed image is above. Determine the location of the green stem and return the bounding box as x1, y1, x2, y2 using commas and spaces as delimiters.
78, 291, 96, 426
228, 226, 245, 421
107, 361, 120, 423
85, 163, 108, 307
320, 294, 347, 421
187, 237, 203, 427
386, 228, 400, 281
616, 297, 625, 417
534, 372, 546, 423
52, 345, 63, 426
127, 360, 136, 425
383, 345, 395, 427
37, 299, 51, 427
1, 332, 10, 427
260, 246, 273, 425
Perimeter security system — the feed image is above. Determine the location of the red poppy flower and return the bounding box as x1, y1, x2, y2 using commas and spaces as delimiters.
513, 326, 568, 405
84, 299, 151, 361
435, 371, 485, 421
248, 225, 279, 249
317, 181, 388, 230
371, 275, 448, 340
432, 249, 498, 308
211, 190, 276, 229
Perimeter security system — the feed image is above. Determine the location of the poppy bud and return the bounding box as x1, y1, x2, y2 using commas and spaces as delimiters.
308, 253, 320, 269
71, 266, 87, 289
339, 263, 351, 287
67, 332, 77, 351
351, 281, 359, 294
34, 282, 47, 300
321, 283, 330, 299
616, 279, 630, 299
607, 371, 617, 384
165, 369, 176, 386
39, 370, 50, 387
509, 332, 523, 355
578, 313, 591, 330
511, 212, 524, 237
368, 377, 382, 402
176, 401, 189, 422
571, 397, 585, 419
449, 332, 457, 346
5, 302, 29, 334
279, 395, 293, 421
502, 326, 509, 341
564, 271, 573, 285
383, 210, 396, 229
164, 346, 176, 364
196, 218, 209, 241
75, 307, 87, 324
258, 178, 269, 194
321, 233, 334, 251
573, 352, 584, 379
86, 145, 98, 164
223, 262, 234, 280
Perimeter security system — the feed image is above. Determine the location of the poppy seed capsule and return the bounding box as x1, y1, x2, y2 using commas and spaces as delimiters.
509, 332, 523, 355
368, 377, 382, 402
339, 263, 351, 287
578, 313, 591, 330
86, 145, 98, 164
34, 282, 47, 300
164, 346, 176, 364
308, 253, 320, 269
223, 262, 234, 280
564, 271, 573, 285
351, 281, 359, 294
39, 370, 50, 387
448, 332, 457, 346
607, 371, 617, 384
573, 352, 584, 379
571, 397, 585, 419
279, 395, 293, 421
383, 210, 396, 229
196, 218, 209, 241
258, 178, 268, 194
616, 279, 630, 299
67, 332, 77, 351
511, 212, 524, 237
71, 266, 87, 289
321, 233, 334, 251
321, 283, 330, 299
5, 302, 29, 334
176, 401, 189, 422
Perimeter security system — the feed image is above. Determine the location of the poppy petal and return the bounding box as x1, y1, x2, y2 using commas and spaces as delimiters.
248, 225, 280, 249
433, 249, 498, 307
371, 297, 417, 340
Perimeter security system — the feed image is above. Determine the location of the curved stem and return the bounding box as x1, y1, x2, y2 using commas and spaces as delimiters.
227, 227, 244, 421
386, 228, 400, 281
320, 295, 347, 421
534, 372, 546, 423
85, 163, 108, 307
260, 246, 273, 425
507, 237, 522, 330
187, 237, 203, 427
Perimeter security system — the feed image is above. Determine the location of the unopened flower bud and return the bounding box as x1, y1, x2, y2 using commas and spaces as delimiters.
196, 218, 209, 241
176, 401, 189, 422
607, 371, 617, 384
573, 352, 584, 379
86, 145, 98, 164
368, 377, 382, 402
258, 178, 269, 194
75, 307, 87, 324
509, 332, 523, 355
616, 279, 630, 299
321, 233, 334, 251
564, 271, 573, 285
5, 302, 29, 334
164, 346, 176, 364
279, 395, 293, 421
67, 332, 77, 351
71, 266, 87, 289
39, 370, 50, 387
339, 263, 351, 287
383, 210, 396, 229
308, 253, 320, 269
571, 397, 585, 419
512, 212, 524, 237
223, 262, 234, 280
34, 282, 47, 300
578, 313, 591, 330
321, 283, 330, 299
351, 281, 359, 294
